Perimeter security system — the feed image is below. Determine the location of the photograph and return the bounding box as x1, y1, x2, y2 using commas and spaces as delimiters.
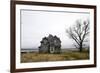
20, 9, 90, 63
11, 1, 96, 72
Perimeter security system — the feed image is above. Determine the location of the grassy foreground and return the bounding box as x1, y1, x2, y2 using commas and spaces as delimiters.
21, 50, 89, 63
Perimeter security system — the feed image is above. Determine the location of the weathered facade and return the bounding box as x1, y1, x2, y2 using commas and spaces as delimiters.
39, 34, 61, 54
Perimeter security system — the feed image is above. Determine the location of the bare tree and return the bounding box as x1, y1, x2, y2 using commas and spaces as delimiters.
66, 19, 89, 52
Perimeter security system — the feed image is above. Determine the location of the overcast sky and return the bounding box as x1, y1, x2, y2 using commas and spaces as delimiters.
21, 9, 90, 49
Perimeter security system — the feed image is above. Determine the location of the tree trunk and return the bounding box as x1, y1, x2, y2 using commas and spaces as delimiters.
79, 42, 83, 52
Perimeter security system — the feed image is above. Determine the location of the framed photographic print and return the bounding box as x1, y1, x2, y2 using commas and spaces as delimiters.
11, 0, 97, 72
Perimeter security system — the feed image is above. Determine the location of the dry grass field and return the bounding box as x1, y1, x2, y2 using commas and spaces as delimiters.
21, 50, 89, 63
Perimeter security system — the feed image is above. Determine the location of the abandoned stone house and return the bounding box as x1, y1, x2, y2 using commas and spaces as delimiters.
39, 34, 61, 54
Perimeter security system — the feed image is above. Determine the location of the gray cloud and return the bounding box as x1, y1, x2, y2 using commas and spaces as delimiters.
21, 10, 90, 49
